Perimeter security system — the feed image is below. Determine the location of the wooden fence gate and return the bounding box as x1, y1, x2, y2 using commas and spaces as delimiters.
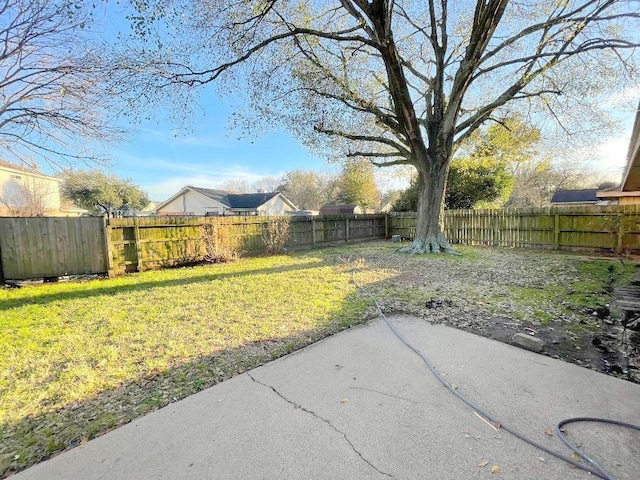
0, 217, 108, 281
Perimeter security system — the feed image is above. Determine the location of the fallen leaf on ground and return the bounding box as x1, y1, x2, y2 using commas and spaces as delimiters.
341, 398, 350, 403
544, 427, 553, 436
491, 465, 501, 473
571, 453, 582, 462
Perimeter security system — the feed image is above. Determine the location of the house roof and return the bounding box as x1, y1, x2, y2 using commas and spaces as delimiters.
155, 186, 293, 212
227, 192, 279, 209
621, 100, 640, 192
550, 189, 599, 204
189, 187, 230, 205
191, 187, 281, 209
0, 159, 31, 171
0, 159, 61, 182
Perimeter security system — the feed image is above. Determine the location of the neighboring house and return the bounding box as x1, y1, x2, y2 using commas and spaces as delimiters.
319, 204, 363, 215
379, 201, 394, 213
154, 186, 297, 216
549, 189, 611, 206
140, 201, 161, 216
596, 101, 640, 205
0, 160, 63, 216
121, 201, 161, 217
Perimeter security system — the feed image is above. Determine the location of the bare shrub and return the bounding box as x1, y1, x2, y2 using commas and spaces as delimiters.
262, 217, 290, 255
202, 223, 241, 263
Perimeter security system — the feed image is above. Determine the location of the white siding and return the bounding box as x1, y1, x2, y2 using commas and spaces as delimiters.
257, 195, 296, 216
0, 166, 61, 215
157, 189, 227, 216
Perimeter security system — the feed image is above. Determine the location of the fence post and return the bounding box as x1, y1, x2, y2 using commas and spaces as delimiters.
133, 217, 144, 272
384, 214, 389, 238
553, 213, 560, 250
345, 217, 350, 243
103, 217, 115, 277
311, 217, 316, 246
616, 213, 624, 253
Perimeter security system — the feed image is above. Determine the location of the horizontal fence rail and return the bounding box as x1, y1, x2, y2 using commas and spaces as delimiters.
1, 206, 639, 281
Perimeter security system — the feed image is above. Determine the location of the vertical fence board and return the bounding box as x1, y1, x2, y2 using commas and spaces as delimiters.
389, 205, 640, 254
0, 217, 107, 280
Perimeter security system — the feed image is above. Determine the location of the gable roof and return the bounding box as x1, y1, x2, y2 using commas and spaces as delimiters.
155, 186, 293, 213
190, 187, 281, 209
621, 100, 640, 192
550, 189, 598, 204
189, 187, 230, 205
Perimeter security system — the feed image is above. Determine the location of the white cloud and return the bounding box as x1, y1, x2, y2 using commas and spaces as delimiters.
603, 86, 640, 108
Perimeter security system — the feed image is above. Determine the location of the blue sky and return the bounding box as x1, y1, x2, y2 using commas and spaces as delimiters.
110, 105, 333, 201
105, 90, 636, 202
43, 3, 639, 202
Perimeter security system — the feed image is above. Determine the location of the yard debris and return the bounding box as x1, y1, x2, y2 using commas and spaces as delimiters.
340, 398, 350, 404
491, 465, 501, 473
523, 327, 538, 335
477, 460, 489, 467
544, 427, 553, 436
473, 411, 500, 431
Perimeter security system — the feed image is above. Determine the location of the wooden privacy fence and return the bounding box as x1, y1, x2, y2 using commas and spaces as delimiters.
0, 214, 387, 280
107, 215, 386, 274
0, 217, 107, 281
391, 205, 640, 252
2, 206, 639, 281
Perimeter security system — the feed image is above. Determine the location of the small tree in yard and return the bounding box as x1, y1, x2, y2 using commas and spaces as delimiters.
117, 0, 640, 253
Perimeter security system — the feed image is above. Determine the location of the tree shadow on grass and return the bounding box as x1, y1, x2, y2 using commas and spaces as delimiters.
0, 285, 379, 478
0, 260, 328, 312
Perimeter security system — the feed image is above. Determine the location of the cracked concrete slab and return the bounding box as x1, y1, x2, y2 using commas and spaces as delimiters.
247, 372, 395, 479
13, 316, 640, 480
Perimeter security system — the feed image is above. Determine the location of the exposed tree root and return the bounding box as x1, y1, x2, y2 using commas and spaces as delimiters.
397, 233, 460, 255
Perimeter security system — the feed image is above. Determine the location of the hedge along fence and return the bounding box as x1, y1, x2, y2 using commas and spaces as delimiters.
390, 204, 640, 253
106, 214, 387, 275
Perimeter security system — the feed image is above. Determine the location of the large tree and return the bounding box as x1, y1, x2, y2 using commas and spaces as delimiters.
118, 0, 639, 253
61, 170, 149, 216
0, 0, 120, 167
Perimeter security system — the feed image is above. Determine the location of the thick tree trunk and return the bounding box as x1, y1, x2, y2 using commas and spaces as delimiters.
399, 160, 458, 254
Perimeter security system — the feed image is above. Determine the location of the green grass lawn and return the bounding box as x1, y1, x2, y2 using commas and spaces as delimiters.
0, 249, 392, 475
0, 242, 635, 477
